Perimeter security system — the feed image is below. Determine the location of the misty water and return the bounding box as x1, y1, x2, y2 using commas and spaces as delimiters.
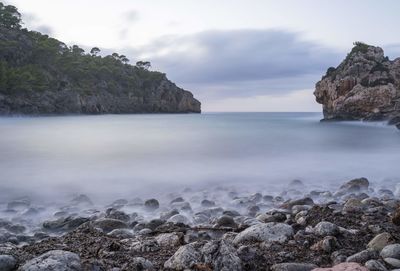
0, 112, 399, 204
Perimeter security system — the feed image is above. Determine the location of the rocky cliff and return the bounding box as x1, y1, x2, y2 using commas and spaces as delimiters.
0, 2, 200, 115
314, 42, 400, 128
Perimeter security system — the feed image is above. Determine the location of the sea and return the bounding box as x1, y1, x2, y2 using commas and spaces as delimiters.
0, 112, 399, 203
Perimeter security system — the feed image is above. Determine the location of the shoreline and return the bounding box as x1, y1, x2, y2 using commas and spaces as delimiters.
1, 178, 400, 270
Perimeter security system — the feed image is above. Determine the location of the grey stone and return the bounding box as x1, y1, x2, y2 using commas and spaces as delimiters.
202, 240, 242, 271
380, 244, 400, 259
271, 263, 317, 271
313, 221, 340, 237
365, 260, 388, 271
18, 250, 81, 271
92, 218, 128, 233
0, 255, 16, 271
233, 222, 293, 245
164, 243, 201, 270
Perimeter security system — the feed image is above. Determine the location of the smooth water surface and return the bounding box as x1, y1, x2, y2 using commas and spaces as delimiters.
0, 113, 399, 201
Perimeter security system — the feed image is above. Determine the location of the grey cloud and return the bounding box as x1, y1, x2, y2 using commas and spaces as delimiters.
121, 29, 343, 98
124, 10, 139, 23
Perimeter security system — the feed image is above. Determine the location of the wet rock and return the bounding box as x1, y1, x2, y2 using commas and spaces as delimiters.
257, 212, 287, 223
131, 239, 159, 252
237, 245, 256, 262
367, 232, 391, 251
215, 215, 237, 228
339, 178, 369, 193
201, 199, 216, 207
167, 214, 190, 225
171, 201, 192, 212
71, 194, 93, 206
233, 222, 293, 245
380, 244, 400, 259
130, 257, 154, 270
263, 195, 274, 202
364, 260, 388, 271
110, 199, 128, 207
346, 249, 378, 264
289, 179, 304, 187
247, 205, 260, 216
7, 198, 30, 211
271, 263, 317, 271
313, 221, 340, 237
343, 198, 363, 213
144, 199, 159, 211
170, 197, 184, 204
164, 243, 201, 270
249, 193, 262, 203
160, 209, 179, 221
105, 209, 130, 222
223, 210, 241, 217
43, 216, 89, 232
107, 229, 134, 238
6, 224, 25, 234
311, 236, 337, 253
202, 240, 242, 271
0, 255, 16, 271
312, 262, 368, 270
92, 218, 128, 233
280, 197, 314, 209
145, 219, 165, 231
383, 257, 400, 268
19, 250, 81, 271
155, 232, 182, 247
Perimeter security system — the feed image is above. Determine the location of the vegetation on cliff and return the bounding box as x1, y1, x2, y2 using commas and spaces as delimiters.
0, 2, 201, 114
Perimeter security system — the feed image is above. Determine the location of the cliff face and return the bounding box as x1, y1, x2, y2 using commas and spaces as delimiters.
314, 43, 400, 126
0, 13, 201, 114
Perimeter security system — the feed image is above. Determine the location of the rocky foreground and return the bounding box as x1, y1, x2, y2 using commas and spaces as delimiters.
1, 178, 400, 270
314, 42, 400, 129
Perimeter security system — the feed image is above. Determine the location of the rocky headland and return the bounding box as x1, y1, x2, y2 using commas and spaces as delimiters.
0, 2, 200, 115
314, 42, 400, 129
2, 178, 400, 270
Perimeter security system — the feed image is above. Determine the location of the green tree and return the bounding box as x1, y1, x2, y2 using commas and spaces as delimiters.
0, 3, 22, 29
90, 47, 100, 56
119, 55, 129, 64
136, 61, 151, 70
71, 45, 85, 55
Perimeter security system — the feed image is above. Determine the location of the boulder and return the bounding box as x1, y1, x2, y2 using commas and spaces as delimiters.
313, 221, 340, 237
271, 263, 317, 271
144, 199, 159, 211
18, 250, 81, 271
155, 232, 182, 247
202, 240, 242, 271
367, 233, 391, 251
380, 244, 400, 259
0, 255, 16, 271
164, 243, 201, 270
312, 262, 368, 271
92, 218, 128, 233
233, 222, 293, 245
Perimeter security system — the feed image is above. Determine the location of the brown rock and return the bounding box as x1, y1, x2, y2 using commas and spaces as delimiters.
312, 262, 368, 271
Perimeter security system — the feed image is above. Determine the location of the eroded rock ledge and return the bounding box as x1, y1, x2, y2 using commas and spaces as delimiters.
314, 42, 400, 128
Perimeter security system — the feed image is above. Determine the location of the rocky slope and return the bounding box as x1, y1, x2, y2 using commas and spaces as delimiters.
314, 42, 400, 128
0, 2, 201, 115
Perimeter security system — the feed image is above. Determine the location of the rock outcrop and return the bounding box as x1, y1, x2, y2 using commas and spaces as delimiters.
314, 42, 400, 128
0, 2, 201, 115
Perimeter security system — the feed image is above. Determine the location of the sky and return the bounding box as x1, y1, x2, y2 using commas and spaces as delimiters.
5, 0, 400, 112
